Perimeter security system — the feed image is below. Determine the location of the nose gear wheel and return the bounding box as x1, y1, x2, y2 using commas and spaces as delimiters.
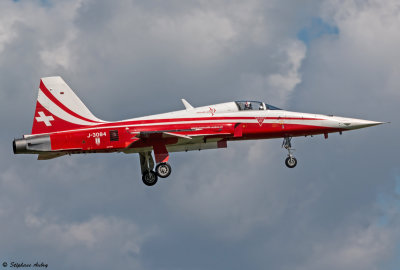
282, 137, 297, 168
285, 156, 297, 168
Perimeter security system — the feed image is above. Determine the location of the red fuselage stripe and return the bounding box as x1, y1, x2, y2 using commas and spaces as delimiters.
32, 117, 328, 136
91, 116, 324, 128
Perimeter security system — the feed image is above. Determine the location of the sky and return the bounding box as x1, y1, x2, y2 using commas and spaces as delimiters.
1, 0, 399, 269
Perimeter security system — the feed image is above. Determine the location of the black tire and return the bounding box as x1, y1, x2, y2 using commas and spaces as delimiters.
285, 156, 297, 168
156, 162, 172, 178
142, 171, 158, 186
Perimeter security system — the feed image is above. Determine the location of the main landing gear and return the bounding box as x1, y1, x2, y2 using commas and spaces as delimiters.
155, 162, 172, 178
139, 151, 172, 186
282, 137, 297, 168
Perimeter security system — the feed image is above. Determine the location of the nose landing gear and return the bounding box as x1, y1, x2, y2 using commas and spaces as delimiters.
282, 137, 297, 168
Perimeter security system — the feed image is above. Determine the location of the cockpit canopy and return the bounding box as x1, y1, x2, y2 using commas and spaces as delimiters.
235, 101, 282, 111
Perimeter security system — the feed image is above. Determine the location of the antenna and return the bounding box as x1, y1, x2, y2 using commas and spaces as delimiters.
181, 99, 194, 111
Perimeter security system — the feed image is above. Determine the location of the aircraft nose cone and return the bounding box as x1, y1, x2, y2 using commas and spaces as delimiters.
340, 119, 386, 130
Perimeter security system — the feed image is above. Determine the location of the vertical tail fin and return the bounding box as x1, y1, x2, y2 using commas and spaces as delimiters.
31, 76, 105, 134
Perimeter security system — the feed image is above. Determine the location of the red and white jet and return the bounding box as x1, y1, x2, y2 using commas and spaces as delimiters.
13, 76, 384, 186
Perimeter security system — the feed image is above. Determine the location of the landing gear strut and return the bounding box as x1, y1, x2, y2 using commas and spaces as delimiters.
139, 151, 158, 186
282, 137, 297, 168
139, 151, 172, 186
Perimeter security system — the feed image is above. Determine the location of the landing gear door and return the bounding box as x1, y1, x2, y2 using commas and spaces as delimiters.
234, 123, 243, 137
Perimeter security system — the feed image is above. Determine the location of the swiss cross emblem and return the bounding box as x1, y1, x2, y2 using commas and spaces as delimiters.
256, 117, 265, 126
36, 111, 54, 126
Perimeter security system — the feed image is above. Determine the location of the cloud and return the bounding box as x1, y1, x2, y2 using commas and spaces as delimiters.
266, 41, 307, 103
298, 224, 396, 270
295, 0, 400, 115
297, 17, 339, 46
24, 213, 153, 254
240, 40, 307, 106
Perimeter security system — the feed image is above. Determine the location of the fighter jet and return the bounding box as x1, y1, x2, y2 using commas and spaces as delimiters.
13, 76, 384, 186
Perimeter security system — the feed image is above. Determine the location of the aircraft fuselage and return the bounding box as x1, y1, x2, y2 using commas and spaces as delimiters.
13, 77, 384, 186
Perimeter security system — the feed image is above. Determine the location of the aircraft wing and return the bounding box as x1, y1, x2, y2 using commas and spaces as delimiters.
137, 130, 195, 140
125, 128, 234, 149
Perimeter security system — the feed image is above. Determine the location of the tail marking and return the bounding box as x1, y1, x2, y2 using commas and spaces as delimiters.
32, 76, 105, 134
35, 111, 54, 126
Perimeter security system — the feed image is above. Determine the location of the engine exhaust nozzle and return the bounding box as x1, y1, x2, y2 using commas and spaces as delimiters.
12, 135, 51, 154
13, 138, 28, 154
